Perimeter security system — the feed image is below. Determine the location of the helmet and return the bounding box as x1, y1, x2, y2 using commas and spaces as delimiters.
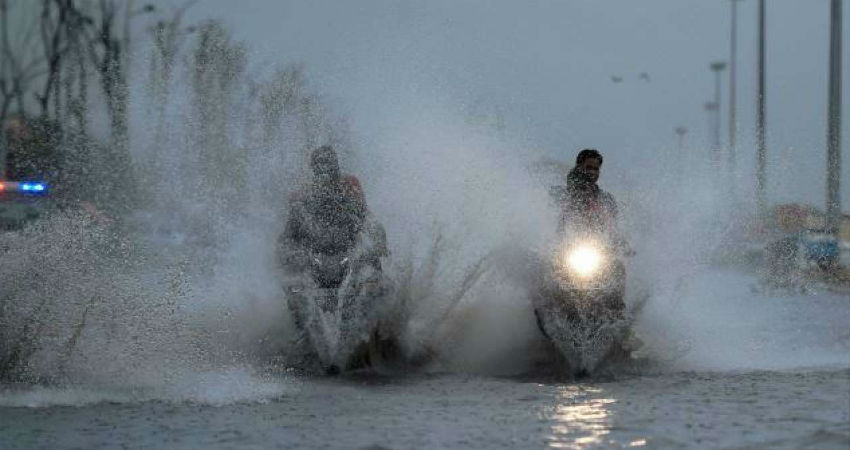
310, 145, 340, 180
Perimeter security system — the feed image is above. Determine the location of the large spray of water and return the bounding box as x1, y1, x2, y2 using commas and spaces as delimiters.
1, 12, 846, 408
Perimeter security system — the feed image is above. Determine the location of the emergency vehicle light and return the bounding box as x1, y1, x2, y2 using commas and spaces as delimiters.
21, 183, 46, 192
0, 181, 48, 194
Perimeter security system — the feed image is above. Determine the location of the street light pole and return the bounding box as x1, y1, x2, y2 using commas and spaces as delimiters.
729, 0, 743, 181
675, 126, 688, 151
710, 61, 727, 167
675, 126, 688, 185
826, 0, 842, 236
756, 0, 767, 214
704, 102, 718, 164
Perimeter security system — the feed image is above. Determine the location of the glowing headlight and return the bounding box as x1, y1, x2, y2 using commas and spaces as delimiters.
564, 245, 603, 277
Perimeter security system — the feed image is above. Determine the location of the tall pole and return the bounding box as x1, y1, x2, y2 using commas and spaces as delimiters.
710, 61, 727, 167
826, 0, 842, 235
756, 0, 767, 214
675, 126, 688, 185
704, 102, 718, 163
675, 126, 688, 151
729, 0, 742, 180
0, 127, 5, 180
715, 69, 722, 159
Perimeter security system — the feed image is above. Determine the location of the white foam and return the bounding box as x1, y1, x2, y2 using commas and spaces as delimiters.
0, 367, 293, 408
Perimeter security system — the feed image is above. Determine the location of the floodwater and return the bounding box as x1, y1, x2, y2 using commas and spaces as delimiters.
1, 271, 848, 450
0, 369, 847, 449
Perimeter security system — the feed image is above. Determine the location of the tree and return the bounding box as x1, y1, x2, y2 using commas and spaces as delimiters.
147, 1, 195, 158
1, 0, 155, 202
189, 20, 247, 193
0, 0, 43, 121
258, 65, 304, 150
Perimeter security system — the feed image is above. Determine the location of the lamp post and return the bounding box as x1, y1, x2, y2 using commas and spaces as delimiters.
674, 126, 688, 184
729, 0, 743, 190
709, 61, 727, 167
756, 0, 767, 214
826, 0, 842, 236
704, 101, 718, 165
675, 126, 688, 151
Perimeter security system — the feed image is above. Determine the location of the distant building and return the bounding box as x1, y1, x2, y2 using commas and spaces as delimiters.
773, 203, 808, 232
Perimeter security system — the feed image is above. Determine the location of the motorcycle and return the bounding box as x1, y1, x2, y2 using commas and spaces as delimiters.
532, 230, 633, 376
280, 224, 396, 374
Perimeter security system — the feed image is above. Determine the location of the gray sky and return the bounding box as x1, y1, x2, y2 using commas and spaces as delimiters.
185, 0, 848, 210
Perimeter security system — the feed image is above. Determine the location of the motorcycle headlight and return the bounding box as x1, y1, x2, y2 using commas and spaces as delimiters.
564, 244, 603, 277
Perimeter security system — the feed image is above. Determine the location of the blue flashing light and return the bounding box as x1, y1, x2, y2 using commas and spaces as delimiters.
20, 182, 47, 193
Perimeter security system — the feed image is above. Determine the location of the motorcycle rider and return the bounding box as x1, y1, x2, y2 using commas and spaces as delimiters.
279, 144, 387, 286
533, 148, 637, 368
278, 145, 390, 374
551, 148, 618, 235
548, 148, 628, 313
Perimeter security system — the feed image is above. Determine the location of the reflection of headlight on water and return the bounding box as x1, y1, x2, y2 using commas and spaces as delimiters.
564, 245, 603, 277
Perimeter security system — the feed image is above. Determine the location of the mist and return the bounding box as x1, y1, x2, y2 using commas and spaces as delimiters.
191, 0, 849, 210
0, 0, 847, 402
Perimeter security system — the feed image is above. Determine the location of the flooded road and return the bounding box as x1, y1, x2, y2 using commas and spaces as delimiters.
1, 368, 848, 450
1, 271, 848, 450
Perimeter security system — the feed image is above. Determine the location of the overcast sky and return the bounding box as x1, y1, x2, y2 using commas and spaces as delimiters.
181, 0, 848, 210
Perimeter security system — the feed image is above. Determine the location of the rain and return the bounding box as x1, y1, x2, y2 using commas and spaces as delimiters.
0, 1, 848, 449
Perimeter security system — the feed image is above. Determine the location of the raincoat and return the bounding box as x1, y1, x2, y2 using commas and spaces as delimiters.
551, 167, 618, 235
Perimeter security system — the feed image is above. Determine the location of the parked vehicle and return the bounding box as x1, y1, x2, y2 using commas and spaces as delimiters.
0, 181, 51, 231
799, 229, 839, 269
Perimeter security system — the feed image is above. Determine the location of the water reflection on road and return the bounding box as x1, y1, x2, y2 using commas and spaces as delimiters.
545, 385, 652, 449
545, 385, 619, 449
